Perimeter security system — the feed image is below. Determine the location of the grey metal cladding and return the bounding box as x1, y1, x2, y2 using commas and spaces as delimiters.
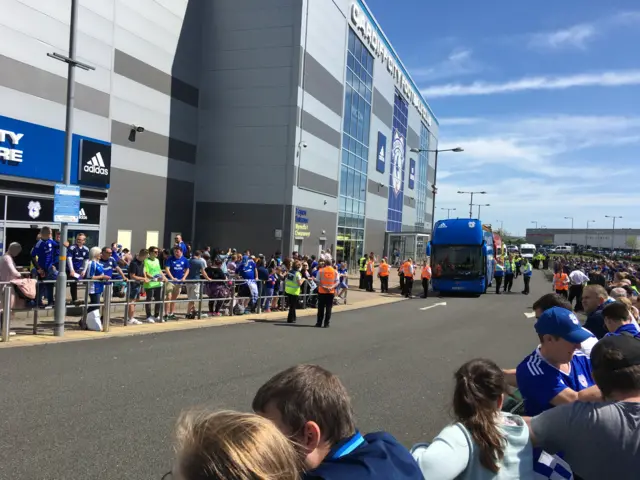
367, 178, 388, 198
111, 120, 197, 164
302, 51, 344, 117
373, 88, 392, 128
408, 128, 420, 152
301, 110, 341, 148
298, 168, 339, 197
404, 195, 415, 207
0, 54, 109, 117
114, 50, 199, 107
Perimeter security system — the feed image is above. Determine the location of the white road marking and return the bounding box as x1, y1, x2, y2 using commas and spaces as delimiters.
524, 312, 536, 318
420, 302, 447, 311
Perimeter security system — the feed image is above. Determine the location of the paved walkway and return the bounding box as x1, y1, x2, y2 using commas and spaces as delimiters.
1, 281, 406, 348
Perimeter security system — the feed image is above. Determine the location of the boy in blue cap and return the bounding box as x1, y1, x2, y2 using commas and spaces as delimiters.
253, 364, 424, 480
516, 307, 602, 416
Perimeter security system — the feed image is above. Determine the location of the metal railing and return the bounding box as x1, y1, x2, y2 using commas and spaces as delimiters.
1, 275, 347, 342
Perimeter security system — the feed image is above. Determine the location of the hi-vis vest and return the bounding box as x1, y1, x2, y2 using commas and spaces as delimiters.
505, 260, 515, 274
285, 270, 302, 295
523, 263, 532, 276
554, 273, 569, 291
317, 267, 337, 294
366, 260, 374, 275
495, 262, 504, 277
359, 257, 367, 272
421, 266, 432, 280
402, 261, 414, 278
379, 263, 389, 277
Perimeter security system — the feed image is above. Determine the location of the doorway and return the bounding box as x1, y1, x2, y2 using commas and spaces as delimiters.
6, 227, 43, 268
294, 239, 303, 255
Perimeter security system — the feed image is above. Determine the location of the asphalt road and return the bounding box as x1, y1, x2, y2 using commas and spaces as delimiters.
0, 273, 546, 480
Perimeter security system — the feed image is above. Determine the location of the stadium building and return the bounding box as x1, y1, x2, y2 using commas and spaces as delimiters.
0, 0, 438, 269
527, 228, 640, 251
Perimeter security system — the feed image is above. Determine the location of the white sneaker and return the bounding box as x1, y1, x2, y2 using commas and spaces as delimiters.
200, 313, 208, 318
145, 316, 156, 323
127, 319, 142, 325
9, 331, 16, 336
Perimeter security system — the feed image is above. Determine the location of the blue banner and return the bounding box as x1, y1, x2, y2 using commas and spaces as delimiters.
409, 158, 415, 190
386, 129, 405, 232
0, 114, 111, 188
376, 132, 386, 173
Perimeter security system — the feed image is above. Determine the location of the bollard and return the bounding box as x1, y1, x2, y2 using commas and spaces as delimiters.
103, 283, 113, 332
32, 281, 40, 335
81, 281, 90, 330
159, 281, 166, 321
123, 280, 131, 326
197, 280, 204, 319
2, 285, 11, 342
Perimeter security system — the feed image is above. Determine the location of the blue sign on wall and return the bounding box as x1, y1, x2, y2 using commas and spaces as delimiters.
409, 158, 416, 190
54, 184, 81, 223
376, 132, 386, 173
0, 114, 111, 188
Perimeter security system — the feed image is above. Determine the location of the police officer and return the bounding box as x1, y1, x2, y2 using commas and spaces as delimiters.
358, 254, 367, 289
67, 233, 89, 304
402, 257, 414, 298
504, 254, 515, 293
284, 260, 304, 324
521, 257, 532, 295
494, 256, 505, 294
315, 262, 339, 328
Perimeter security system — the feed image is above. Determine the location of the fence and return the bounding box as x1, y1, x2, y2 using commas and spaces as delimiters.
1, 276, 348, 342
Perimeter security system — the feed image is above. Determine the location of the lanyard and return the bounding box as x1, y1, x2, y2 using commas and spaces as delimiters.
332, 432, 365, 459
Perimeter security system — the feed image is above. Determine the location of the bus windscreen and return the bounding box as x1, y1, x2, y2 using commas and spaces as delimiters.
433, 245, 484, 278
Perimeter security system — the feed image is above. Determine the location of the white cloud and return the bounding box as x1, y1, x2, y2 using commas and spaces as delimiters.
439, 117, 484, 126
421, 70, 640, 98
410, 48, 482, 82
529, 24, 597, 50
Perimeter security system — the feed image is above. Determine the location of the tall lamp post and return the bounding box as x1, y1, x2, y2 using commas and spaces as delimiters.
531, 220, 538, 229
440, 207, 456, 219
496, 219, 504, 232
457, 190, 487, 218
475, 203, 490, 218
564, 216, 574, 245
585, 220, 595, 247
48, 0, 95, 336
410, 146, 463, 231
604, 215, 622, 251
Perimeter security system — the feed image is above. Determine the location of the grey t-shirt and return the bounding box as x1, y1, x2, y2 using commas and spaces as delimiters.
531, 401, 640, 480
187, 257, 207, 280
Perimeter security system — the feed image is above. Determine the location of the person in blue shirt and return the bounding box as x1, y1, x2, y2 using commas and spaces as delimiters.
165, 246, 190, 320
174, 234, 188, 257
67, 233, 89, 304
262, 267, 278, 312
252, 364, 424, 480
31, 226, 57, 308
80, 246, 110, 331
99, 246, 125, 286
516, 306, 602, 478
603, 301, 640, 338
239, 255, 258, 312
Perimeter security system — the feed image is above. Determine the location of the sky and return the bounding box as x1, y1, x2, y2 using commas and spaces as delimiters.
365, 0, 640, 236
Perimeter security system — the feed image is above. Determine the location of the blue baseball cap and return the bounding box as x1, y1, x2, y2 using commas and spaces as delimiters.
535, 307, 593, 344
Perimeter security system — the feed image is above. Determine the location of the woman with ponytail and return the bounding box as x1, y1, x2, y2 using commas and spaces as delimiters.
412, 359, 534, 479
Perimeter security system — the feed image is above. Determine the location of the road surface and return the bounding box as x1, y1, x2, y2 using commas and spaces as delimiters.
0, 273, 546, 479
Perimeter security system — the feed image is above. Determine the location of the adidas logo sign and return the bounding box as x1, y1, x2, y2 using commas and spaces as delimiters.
84, 152, 109, 176
79, 208, 87, 221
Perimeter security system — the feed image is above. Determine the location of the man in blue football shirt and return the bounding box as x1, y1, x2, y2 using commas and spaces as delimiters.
67, 233, 89, 304
99, 246, 126, 298
165, 246, 190, 320
174, 234, 188, 257
603, 302, 640, 338
238, 254, 258, 312
31, 226, 57, 308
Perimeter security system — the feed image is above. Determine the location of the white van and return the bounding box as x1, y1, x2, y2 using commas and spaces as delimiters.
519, 244, 536, 259
553, 245, 573, 254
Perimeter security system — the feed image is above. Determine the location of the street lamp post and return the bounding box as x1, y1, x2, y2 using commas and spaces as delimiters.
604, 215, 622, 251
564, 216, 574, 246
457, 191, 487, 218
531, 221, 538, 229
496, 219, 504, 232
410, 146, 463, 231
48, 0, 95, 336
585, 220, 595, 247
475, 203, 490, 218
440, 207, 456, 219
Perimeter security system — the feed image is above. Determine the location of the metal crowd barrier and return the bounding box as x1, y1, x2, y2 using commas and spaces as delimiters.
1, 275, 348, 342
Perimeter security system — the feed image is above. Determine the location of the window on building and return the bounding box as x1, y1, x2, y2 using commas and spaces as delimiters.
415, 123, 430, 231
338, 29, 373, 269
387, 92, 408, 233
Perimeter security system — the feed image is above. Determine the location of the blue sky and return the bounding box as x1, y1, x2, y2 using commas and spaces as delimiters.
365, 0, 640, 236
